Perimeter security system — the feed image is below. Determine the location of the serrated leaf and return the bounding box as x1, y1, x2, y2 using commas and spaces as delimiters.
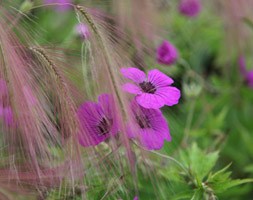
207, 163, 232, 182
191, 189, 204, 200
189, 144, 219, 182
170, 191, 193, 200
210, 179, 253, 193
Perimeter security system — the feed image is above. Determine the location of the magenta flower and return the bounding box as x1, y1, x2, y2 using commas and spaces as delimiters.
156, 40, 178, 66
121, 67, 181, 109
133, 196, 139, 200
75, 23, 90, 40
77, 94, 119, 147
44, 0, 72, 11
246, 71, 253, 88
127, 100, 171, 150
0, 106, 14, 126
238, 56, 253, 88
179, 0, 201, 17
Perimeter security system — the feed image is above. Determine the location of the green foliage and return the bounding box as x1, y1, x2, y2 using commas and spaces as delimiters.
208, 164, 253, 194
160, 144, 252, 200
182, 144, 219, 183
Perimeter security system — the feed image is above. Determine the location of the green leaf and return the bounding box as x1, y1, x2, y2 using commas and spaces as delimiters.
191, 189, 204, 200
207, 164, 253, 193
188, 144, 219, 183
207, 163, 232, 182
170, 191, 194, 200
210, 179, 253, 193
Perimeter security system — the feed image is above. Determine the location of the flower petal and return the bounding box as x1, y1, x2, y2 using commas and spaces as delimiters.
98, 94, 113, 116
78, 94, 120, 147
78, 102, 102, 124
135, 93, 165, 109
138, 129, 165, 150
179, 0, 201, 17
122, 83, 142, 94
156, 41, 178, 65
2, 107, 14, 126
148, 69, 174, 87
155, 86, 181, 106
121, 67, 146, 83
143, 108, 171, 141
77, 102, 108, 147
98, 94, 119, 136
128, 100, 171, 150
246, 71, 253, 88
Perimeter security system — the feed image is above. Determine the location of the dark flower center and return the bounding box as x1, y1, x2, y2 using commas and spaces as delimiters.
136, 115, 151, 129
97, 117, 112, 136
139, 81, 156, 94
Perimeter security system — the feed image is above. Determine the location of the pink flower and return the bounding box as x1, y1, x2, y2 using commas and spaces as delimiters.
245, 71, 253, 88
75, 23, 90, 40
127, 100, 171, 150
77, 94, 119, 147
0, 106, 14, 126
156, 40, 178, 65
238, 56, 253, 88
44, 0, 72, 11
121, 67, 181, 109
179, 0, 201, 17
133, 196, 139, 200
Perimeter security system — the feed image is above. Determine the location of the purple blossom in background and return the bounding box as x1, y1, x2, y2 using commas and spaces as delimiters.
238, 56, 253, 88
179, 0, 201, 17
133, 196, 139, 200
127, 100, 171, 150
75, 23, 90, 40
156, 40, 178, 65
121, 67, 181, 109
77, 94, 119, 147
246, 71, 253, 88
0, 106, 14, 126
44, 0, 72, 11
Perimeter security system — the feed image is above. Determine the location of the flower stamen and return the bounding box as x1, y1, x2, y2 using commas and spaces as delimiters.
136, 115, 151, 129
97, 117, 112, 136
139, 81, 156, 94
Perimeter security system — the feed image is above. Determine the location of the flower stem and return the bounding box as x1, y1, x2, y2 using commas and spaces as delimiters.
75, 6, 127, 117
181, 99, 196, 147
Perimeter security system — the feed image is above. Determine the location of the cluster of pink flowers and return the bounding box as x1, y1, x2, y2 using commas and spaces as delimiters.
77, 67, 180, 150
